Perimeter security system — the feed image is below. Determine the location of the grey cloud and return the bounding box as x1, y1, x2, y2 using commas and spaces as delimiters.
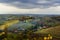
0, 0, 60, 9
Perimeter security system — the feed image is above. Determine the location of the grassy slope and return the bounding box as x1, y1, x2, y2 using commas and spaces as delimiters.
0, 20, 19, 30
35, 25, 60, 38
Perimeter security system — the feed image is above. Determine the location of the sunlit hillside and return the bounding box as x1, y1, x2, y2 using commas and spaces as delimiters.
35, 25, 60, 38
0, 20, 19, 30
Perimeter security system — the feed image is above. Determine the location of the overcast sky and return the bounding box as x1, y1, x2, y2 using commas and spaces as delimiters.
0, 0, 60, 14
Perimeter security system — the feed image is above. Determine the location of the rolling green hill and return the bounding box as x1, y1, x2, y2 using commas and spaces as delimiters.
35, 25, 60, 38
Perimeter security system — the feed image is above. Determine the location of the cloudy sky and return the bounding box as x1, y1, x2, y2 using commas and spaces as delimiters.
0, 0, 60, 14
